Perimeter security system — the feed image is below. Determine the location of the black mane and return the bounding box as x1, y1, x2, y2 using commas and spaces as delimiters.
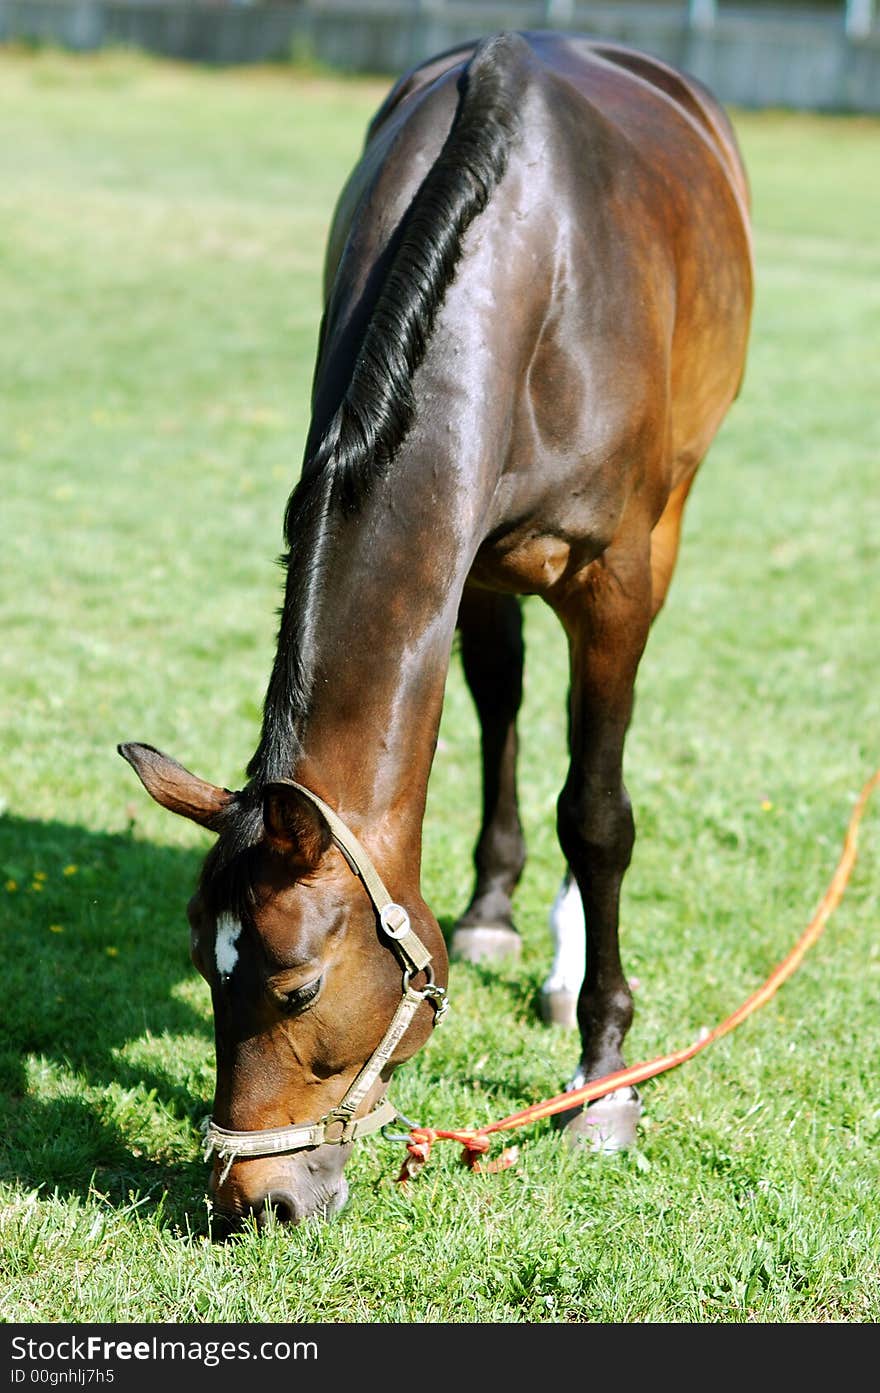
247, 33, 524, 784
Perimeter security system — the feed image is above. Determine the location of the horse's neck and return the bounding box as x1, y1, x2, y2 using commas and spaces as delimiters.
262, 240, 520, 855
281, 448, 481, 869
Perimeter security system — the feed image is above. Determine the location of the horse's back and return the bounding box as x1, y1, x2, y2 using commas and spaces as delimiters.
368, 30, 749, 213
347, 29, 752, 426
321, 30, 753, 592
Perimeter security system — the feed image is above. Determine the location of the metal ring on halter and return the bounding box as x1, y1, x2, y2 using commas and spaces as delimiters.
381, 1108, 423, 1145
403, 963, 434, 991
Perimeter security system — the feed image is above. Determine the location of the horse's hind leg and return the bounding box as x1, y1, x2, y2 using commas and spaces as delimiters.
541, 868, 585, 1028
649, 471, 696, 620
449, 588, 526, 965
540, 475, 697, 1029
549, 531, 653, 1152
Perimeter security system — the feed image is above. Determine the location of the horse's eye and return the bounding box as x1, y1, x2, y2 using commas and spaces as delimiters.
277, 975, 323, 1015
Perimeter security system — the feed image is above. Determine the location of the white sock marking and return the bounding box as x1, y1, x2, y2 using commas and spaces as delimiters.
215, 912, 242, 978
565, 1067, 633, 1107
542, 873, 585, 998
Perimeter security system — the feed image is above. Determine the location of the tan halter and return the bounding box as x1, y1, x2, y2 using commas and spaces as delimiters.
201, 781, 447, 1183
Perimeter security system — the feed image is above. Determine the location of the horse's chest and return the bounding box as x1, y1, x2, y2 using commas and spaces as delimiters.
469, 518, 610, 595
470, 532, 572, 593
469, 457, 631, 595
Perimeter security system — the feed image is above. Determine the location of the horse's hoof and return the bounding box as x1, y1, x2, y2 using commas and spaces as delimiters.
562, 1088, 641, 1154
539, 988, 578, 1029
449, 925, 521, 965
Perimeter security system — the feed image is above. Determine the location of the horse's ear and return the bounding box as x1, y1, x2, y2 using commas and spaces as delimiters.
262, 783, 333, 869
118, 742, 233, 831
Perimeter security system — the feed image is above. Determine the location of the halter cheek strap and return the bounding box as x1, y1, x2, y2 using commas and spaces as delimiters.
201, 781, 448, 1182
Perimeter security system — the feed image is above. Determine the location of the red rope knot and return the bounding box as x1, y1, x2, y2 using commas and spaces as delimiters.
471, 1145, 520, 1175
459, 1132, 491, 1170
396, 1127, 437, 1183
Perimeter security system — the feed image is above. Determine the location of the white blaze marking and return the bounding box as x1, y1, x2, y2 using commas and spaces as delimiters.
215, 912, 242, 978
541, 872, 586, 998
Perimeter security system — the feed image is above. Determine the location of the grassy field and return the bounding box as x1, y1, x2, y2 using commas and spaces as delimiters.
1, 46, 878, 1324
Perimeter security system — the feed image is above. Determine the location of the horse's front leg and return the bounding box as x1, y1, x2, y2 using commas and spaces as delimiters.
449, 587, 526, 965
549, 533, 653, 1152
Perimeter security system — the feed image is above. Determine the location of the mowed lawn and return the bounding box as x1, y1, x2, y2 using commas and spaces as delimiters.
1, 47, 878, 1324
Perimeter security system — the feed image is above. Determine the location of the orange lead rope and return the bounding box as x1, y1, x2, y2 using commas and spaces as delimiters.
398, 768, 880, 1181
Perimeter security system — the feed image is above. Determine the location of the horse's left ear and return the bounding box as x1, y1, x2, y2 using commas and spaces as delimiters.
118, 742, 233, 830
262, 783, 333, 869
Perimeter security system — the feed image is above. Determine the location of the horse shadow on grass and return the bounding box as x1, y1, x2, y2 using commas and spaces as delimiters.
0, 811, 214, 1233
0, 816, 558, 1234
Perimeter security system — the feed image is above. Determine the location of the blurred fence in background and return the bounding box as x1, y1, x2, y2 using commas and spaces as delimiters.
1, 0, 878, 110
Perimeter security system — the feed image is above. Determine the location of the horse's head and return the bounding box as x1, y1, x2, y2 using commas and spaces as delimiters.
119, 742, 445, 1232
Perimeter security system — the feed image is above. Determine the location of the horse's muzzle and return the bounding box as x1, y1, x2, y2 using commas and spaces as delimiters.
208, 1149, 351, 1237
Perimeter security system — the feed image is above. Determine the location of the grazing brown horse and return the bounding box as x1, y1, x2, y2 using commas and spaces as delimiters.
120, 30, 752, 1229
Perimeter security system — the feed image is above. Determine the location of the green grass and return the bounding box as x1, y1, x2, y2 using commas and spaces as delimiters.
1, 49, 878, 1324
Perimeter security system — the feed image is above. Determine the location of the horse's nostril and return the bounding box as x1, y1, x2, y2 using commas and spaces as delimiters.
257, 1191, 299, 1226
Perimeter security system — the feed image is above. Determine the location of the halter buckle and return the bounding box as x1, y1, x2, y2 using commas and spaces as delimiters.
323, 1114, 356, 1145
379, 902, 411, 939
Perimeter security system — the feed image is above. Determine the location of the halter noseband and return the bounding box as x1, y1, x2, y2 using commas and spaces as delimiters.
201, 781, 448, 1183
